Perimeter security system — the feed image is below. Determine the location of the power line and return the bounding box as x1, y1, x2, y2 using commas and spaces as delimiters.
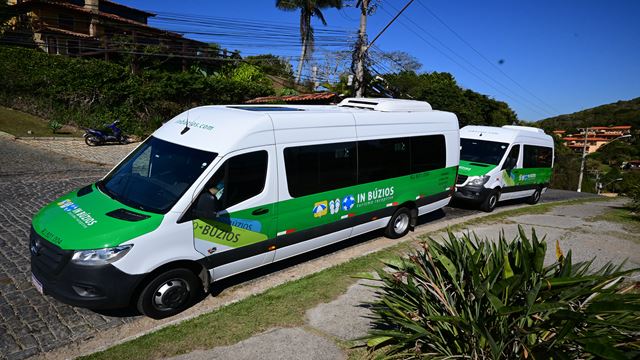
379, 3, 552, 118
415, 0, 560, 115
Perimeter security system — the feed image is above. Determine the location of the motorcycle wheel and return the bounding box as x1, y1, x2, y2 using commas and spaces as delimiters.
119, 136, 129, 145
85, 136, 101, 146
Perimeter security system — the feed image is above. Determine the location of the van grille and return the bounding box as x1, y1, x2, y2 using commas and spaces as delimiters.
456, 174, 468, 185
30, 227, 72, 276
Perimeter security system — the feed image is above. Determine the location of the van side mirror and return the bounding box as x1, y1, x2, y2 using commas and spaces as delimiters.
192, 192, 219, 220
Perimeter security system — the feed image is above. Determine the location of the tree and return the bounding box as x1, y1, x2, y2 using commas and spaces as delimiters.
376, 50, 422, 73
245, 54, 293, 80
276, 0, 342, 84
383, 71, 517, 126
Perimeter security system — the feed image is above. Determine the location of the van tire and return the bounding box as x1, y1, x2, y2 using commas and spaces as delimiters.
385, 207, 412, 239
136, 268, 202, 319
480, 190, 499, 212
527, 187, 542, 205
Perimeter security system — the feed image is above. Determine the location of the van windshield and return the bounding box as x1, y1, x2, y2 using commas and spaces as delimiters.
97, 137, 217, 214
460, 138, 509, 165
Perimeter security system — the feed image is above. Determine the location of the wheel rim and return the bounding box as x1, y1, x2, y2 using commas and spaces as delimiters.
534, 190, 540, 201
152, 278, 190, 311
393, 213, 410, 235
489, 194, 497, 209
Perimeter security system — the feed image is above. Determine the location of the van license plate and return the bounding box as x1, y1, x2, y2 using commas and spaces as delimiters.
31, 273, 43, 295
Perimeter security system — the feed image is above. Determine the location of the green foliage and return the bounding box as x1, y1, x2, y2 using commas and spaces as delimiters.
277, 87, 299, 96
366, 228, 640, 359
550, 136, 581, 191
384, 71, 518, 126
630, 185, 640, 212
245, 54, 293, 79
0, 47, 274, 136
47, 119, 62, 134
537, 97, 640, 130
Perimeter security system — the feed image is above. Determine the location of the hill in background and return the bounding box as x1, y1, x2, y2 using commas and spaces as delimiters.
536, 97, 640, 131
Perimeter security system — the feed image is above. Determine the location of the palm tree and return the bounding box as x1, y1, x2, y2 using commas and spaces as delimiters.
276, 0, 342, 84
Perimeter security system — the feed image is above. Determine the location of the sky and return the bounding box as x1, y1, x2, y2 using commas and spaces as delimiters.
117, 0, 640, 121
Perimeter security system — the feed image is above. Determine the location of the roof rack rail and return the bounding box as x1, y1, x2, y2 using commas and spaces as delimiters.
502, 125, 545, 134
338, 97, 432, 112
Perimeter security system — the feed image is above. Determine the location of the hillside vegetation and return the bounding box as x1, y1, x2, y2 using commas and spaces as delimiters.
539, 98, 640, 193
537, 97, 640, 131
0, 46, 274, 136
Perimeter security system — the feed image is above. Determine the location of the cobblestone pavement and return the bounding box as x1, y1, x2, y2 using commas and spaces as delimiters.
0, 137, 136, 360
15, 138, 137, 166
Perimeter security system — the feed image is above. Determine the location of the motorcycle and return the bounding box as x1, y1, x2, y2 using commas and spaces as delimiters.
83, 120, 129, 146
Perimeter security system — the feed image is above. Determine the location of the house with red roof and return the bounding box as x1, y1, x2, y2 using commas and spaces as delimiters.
3, 0, 210, 69
557, 125, 632, 154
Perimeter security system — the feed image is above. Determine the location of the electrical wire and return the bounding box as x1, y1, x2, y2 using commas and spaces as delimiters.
415, 0, 560, 114
378, 3, 552, 118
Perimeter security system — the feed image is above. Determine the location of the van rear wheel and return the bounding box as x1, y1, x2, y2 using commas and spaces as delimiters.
527, 187, 542, 205
385, 207, 412, 239
136, 268, 202, 319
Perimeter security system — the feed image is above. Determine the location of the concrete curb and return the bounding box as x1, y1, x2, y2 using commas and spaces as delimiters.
37, 197, 604, 360
0, 130, 16, 140
16, 136, 84, 141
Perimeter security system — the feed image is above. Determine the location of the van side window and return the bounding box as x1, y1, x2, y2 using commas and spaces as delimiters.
411, 135, 446, 173
209, 151, 268, 209
523, 145, 553, 168
359, 138, 410, 183
502, 145, 520, 170
284, 142, 357, 197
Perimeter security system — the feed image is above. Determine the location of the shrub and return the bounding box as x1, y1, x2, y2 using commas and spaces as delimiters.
47, 119, 62, 134
365, 228, 640, 359
0, 46, 275, 136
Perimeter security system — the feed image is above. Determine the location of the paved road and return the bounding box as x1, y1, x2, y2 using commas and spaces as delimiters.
0, 135, 597, 360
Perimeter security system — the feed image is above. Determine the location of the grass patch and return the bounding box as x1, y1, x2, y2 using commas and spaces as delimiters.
587, 203, 640, 235
80, 197, 607, 360
0, 106, 83, 137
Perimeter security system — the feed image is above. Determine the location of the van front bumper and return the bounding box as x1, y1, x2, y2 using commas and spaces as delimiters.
30, 228, 145, 309
454, 185, 491, 202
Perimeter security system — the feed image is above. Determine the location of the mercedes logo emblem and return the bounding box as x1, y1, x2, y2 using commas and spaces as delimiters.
30, 238, 41, 256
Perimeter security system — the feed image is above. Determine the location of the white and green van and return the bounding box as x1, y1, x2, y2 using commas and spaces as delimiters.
30, 98, 460, 318
454, 125, 554, 212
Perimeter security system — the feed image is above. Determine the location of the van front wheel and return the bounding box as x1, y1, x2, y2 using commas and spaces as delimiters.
385, 207, 412, 239
136, 268, 202, 319
480, 190, 499, 212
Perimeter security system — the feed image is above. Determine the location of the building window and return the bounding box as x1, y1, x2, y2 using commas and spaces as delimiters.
47, 37, 58, 54
58, 15, 74, 31
67, 40, 80, 55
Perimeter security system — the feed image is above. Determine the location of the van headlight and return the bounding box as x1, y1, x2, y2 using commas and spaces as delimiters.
467, 176, 490, 186
71, 245, 133, 266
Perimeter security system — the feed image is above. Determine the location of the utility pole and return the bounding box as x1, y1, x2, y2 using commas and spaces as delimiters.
577, 127, 589, 192
354, 0, 370, 98
354, 0, 414, 97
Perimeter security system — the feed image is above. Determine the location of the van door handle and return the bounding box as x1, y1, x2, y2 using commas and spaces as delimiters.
251, 208, 269, 216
